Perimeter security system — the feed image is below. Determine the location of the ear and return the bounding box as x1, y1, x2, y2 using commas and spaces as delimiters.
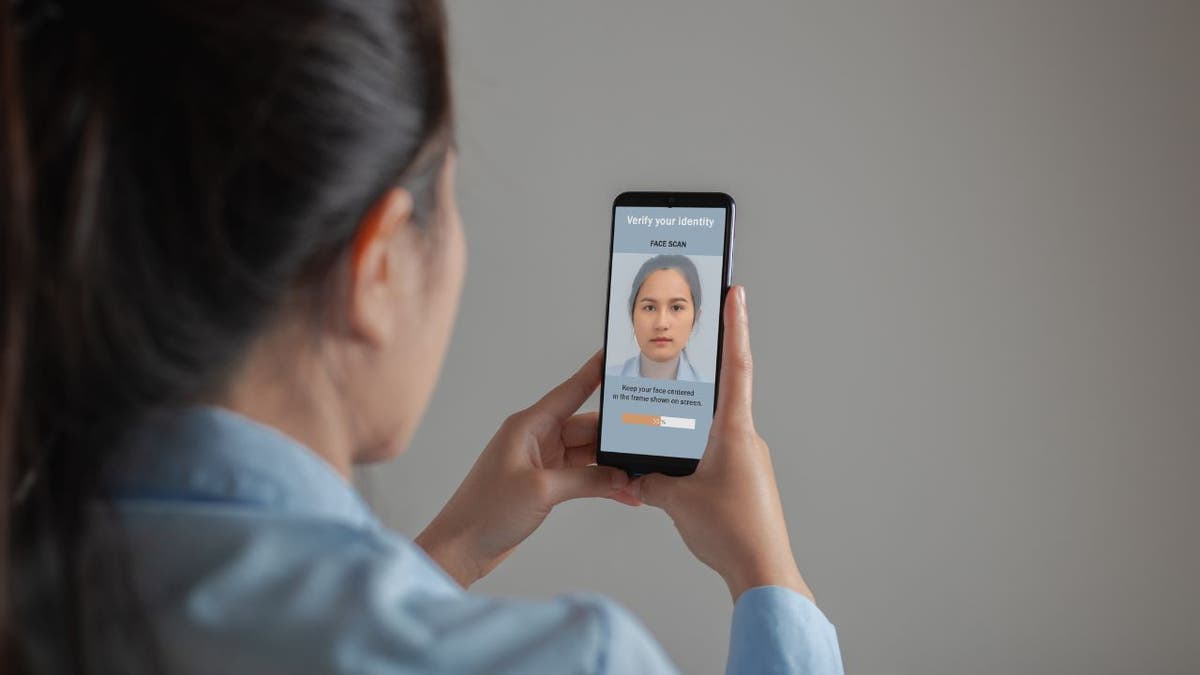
348, 187, 414, 346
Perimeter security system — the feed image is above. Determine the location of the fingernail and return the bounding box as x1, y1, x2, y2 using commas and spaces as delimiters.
611, 470, 629, 489
738, 286, 747, 313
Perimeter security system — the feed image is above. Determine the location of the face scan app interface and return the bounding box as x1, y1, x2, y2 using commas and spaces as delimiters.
601, 206, 728, 460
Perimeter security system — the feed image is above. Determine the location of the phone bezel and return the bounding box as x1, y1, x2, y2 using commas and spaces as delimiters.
596, 191, 736, 477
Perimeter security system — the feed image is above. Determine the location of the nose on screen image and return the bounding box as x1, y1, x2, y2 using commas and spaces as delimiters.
602, 203, 727, 461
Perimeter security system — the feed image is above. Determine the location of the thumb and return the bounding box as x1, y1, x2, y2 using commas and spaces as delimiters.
543, 466, 629, 505
529, 350, 603, 422
631, 473, 683, 513
714, 285, 755, 433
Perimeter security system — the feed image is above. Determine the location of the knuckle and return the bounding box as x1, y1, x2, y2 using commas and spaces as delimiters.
501, 409, 529, 431
709, 420, 759, 447
730, 352, 753, 374
650, 488, 672, 512
714, 412, 754, 433
529, 473, 554, 504
647, 477, 679, 511
639, 476, 660, 503
637, 475, 654, 498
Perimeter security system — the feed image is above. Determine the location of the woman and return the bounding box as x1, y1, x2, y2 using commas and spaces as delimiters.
611, 255, 705, 382
1, 1, 842, 673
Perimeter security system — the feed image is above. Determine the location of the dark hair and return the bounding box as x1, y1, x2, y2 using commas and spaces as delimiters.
0, 0, 453, 670
627, 254, 702, 325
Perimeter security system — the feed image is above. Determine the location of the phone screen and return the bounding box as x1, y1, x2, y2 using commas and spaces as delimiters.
598, 198, 732, 468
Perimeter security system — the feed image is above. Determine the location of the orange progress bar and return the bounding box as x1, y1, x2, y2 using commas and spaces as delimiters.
621, 413, 661, 427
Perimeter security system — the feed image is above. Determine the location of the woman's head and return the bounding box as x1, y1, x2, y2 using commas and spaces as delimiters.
2, 0, 459, 663
627, 255, 702, 364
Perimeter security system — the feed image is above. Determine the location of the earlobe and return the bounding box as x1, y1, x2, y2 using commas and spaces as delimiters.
348, 187, 414, 345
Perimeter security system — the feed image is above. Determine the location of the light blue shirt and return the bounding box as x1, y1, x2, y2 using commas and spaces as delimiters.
100, 405, 843, 674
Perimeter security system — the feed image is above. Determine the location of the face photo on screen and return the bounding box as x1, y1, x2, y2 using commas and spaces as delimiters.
620, 255, 703, 381
605, 252, 722, 384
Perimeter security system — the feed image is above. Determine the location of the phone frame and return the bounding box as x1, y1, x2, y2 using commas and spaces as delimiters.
596, 191, 736, 476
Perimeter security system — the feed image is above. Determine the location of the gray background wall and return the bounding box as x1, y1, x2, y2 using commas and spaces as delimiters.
362, 1, 1200, 673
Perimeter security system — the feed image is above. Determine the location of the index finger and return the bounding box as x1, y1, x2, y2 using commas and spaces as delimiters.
713, 286, 754, 431
529, 350, 604, 421
562, 411, 600, 448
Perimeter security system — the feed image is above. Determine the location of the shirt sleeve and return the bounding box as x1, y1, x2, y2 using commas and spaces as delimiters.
417, 586, 844, 675
486, 586, 844, 675
391, 591, 684, 675
583, 594, 683, 674
726, 586, 845, 675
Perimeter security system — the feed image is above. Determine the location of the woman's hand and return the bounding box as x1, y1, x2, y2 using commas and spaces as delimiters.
630, 286, 815, 604
416, 352, 635, 587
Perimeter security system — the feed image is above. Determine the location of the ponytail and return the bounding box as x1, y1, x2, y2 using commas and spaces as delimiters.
1, 3, 120, 670
1, 0, 36, 664
0, 0, 453, 671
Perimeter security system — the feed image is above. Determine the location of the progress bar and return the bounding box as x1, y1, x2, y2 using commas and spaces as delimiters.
621, 413, 696, 430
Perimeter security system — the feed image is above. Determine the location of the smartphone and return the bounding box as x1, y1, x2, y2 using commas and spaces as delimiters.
596, 191, 736, 476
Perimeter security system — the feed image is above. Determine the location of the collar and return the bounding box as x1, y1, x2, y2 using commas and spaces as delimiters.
103, 405, 376, 528
677, 349, 701, 381
628, 350, 701, 381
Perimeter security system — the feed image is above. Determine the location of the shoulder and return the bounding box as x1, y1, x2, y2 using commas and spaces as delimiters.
111, 506, 452, 672
112, 506, 677, 673
607, 355, 639, 377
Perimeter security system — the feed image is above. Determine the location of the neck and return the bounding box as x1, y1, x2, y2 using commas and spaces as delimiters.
640, 353, 679, 379
210, 320, 356, 480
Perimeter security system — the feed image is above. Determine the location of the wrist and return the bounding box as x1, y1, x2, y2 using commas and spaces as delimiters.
726, 557, 814, 605
415, 524, 484, 589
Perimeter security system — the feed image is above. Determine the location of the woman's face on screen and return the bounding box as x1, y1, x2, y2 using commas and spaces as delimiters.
632, 268, 695, 363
